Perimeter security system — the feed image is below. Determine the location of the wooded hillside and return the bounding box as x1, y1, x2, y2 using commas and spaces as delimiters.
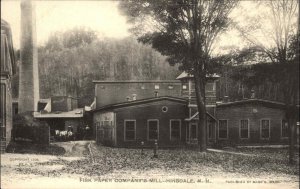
12, 28, 180, 107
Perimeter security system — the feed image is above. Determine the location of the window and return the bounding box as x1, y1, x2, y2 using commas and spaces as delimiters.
260, 119, 270, 139
103, 120, 112, 127
207, 121, 214, 139
281, 120, 289, 138
190, 123, 197, 139
170, 120, 181, 140
148, 120, 159, 140
240, 120, 249, 139
205, 82, 215, 91
162, 106, 168, 113
124, 120, 136, 141
182, 84, 187, 90
218, 120, 228, 139
154, 84, 159, 89
14, 107, 18, 115
0, 84, 6, 139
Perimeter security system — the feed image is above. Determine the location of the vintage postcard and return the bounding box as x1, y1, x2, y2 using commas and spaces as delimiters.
1, 0, 299, 189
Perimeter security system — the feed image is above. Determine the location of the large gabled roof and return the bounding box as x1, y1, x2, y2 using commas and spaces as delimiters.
92, 96, 188, 112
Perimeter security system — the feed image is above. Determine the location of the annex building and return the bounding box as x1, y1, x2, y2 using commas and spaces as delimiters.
91, 72, 299, 147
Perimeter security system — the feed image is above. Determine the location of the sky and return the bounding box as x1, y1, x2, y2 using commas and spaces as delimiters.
1, 0, 298, 55
1, 0, 130, 48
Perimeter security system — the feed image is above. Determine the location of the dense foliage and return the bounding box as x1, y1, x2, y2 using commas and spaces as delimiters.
12, 28, 180, 107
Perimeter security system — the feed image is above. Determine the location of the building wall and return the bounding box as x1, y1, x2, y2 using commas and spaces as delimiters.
1, 20, 15, 153
216, 104, 287, 144
94, 81, 182, 108
0, 77, 13, 153
114, 100, 188, 147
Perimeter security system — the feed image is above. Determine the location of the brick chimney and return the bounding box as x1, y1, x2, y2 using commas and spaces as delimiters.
18, 0, 40, 113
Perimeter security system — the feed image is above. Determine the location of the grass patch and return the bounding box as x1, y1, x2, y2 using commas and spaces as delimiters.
58, 144, 299, 177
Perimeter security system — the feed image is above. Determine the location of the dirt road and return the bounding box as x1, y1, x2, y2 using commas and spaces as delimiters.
1, 141, 299, 189
52, 140, 90, 157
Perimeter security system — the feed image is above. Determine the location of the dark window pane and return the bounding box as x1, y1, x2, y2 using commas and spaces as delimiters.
1, 84, 6, 139
208, 122, 214, 139
261, 120, 270, 138
125, 121, 135, 140
282, 120, 289, 138
148, 120, 158, 140
240, 120, 249, 138
190, 124, 197, 139
219, 120, 228, 138
171, 120, 180, 140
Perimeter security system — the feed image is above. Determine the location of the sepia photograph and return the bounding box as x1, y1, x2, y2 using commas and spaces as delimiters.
1, 0, 299, 188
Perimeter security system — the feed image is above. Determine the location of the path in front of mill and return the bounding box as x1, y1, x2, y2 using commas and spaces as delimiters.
1, 140, 298, 189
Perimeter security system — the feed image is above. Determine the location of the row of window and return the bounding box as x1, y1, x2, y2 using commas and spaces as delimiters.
181, 83, 216, 91
218, 119, 289, 139
124, 119, 181, 141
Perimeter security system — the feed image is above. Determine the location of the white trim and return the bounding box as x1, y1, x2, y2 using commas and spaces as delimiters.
218, 119, 228, 139
239, 119, 250, 139
124, 119, 136, 141
147, 119, 159, 141
170, 119, 181, 141
281, 119, 289, 139
260, 119, 270, 140
188, 104, 216, 108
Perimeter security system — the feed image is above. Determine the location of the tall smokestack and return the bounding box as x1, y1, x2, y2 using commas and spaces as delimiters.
18, 0, 40, 113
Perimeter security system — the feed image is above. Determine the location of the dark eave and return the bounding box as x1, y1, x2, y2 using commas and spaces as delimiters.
217, 98, 286, 109
92, 80, 180, 83
92, 96, 188, 112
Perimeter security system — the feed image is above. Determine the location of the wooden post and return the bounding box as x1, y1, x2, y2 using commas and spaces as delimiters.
141, 141, 144, 155
153, 140, 158, 158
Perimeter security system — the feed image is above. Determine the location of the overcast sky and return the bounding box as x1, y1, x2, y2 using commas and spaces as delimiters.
1, 0, 298, 55
1, 0, 130, 48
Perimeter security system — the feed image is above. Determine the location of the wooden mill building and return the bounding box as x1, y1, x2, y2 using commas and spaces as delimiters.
1, 19, 16, 153
92, 72, 298, 148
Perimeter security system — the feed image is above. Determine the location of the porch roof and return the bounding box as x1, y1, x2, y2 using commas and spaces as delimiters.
185, 111, 217, 122
34, 108, 84, 118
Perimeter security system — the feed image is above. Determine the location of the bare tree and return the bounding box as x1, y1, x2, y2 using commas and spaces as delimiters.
235, 0, 299, 164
